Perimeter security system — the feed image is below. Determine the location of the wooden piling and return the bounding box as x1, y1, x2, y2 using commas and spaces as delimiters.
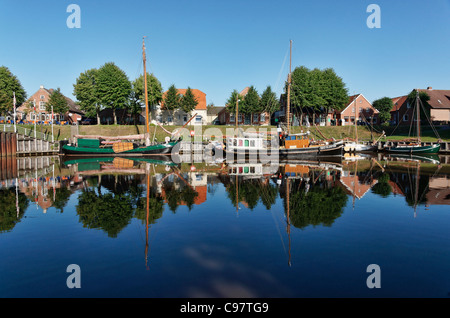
0, 132, 5, 156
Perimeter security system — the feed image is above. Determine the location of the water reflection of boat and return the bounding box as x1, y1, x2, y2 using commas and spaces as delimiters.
62, 156, 177, 175
383, 153, 440, 165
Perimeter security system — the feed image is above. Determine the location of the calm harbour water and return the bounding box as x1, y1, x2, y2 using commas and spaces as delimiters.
1, 154, 449, 298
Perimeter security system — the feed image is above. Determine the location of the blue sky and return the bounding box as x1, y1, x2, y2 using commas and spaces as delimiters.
1, 0, 449, 106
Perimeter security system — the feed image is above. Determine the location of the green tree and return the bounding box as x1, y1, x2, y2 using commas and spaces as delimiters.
0, 188, 29, 233
260, 85, 279, 121
407, 89, 431, 123
73, 68, 101, 125
0, 66, 26, 116
372, 97, 394, 126
46, 88, 69, 118
163, 84, 181, 121
225, 89, 244, 114
180, 87, 198, 114
321, 68, 348, 112
96, 62, 131, 125
242, 86, 261, 123
290, 66, 348, 125
132, 72, 163, 123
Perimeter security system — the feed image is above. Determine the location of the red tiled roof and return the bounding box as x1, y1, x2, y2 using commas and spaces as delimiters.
161, 88, 206, 110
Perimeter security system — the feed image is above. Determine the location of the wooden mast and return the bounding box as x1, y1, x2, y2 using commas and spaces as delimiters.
416, 90, 421, 143
143, 37, 150, 146
286, 40, 292, 135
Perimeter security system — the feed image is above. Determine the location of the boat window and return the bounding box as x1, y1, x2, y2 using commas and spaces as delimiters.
250, 140, 255, 147
239, 167, 243, 173
245, 140, 249, 147
233, 139, 237, 146
244, 167, 249, 173
250, 167, 255, 173
239, 139, 243, 147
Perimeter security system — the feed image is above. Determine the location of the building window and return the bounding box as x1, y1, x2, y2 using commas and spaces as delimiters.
352, 107, 355, 113
406, 102, 411, 109
253, 114, 259, 123
238, 114, 243, 122
403, 114, 409, 121
344, 116, 349, 122
39, 101, 46, 110
195, 115, 202, 123
260, 113, 266, 122
167, 115, 173, 123
40, 95, 45, 100
60, 115, 64, 121
31, 114, 35, 120
230, 114, 235, 122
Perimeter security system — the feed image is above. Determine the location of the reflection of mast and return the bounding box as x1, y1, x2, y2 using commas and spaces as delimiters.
286, 177, 291, 267
352, 160, 358, 210
235, 174, 238, 214
414, 161, 420, 218
145, 168, 151, 270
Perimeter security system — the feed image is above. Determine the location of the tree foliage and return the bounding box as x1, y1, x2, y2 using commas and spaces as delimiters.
225, 90, 244, 114
96, 62, 131, 124
372, 97, 394, 126
163, 84, 182, 116
289, 66, 348, 114
260, 85, 279, 116
0, 66, 26, 116
73, 68, 101, 123
46, 88, 69, 115
180, 87, 198, 113
242, 86, 261, 115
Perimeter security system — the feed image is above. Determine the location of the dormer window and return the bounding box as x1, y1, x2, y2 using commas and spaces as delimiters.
40, 95, 45, 99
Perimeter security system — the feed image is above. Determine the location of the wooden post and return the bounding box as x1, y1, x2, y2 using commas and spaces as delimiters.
6, 133, 11, 156
0, 132, 5, 156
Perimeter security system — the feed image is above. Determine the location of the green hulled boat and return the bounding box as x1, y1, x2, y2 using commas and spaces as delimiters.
61, 137, 180, 156
384, 90, 441, 155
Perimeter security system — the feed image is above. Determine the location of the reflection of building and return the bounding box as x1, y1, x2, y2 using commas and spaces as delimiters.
426, 176, 450, 205
338, 170, 378, 200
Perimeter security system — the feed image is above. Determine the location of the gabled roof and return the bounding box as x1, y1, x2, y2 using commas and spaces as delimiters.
161, 88, 207, 110
336, 93, 378, 114
417, 88, 450, 109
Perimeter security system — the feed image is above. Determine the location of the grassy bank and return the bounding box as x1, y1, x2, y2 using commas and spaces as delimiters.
15, 123, 449, 142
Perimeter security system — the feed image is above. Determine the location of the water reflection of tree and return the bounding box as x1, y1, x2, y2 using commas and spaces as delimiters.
371, 173, 392, 198
225, 177, 278, 211
0, 188, 29, 233
49, 186, 72, 213
134, 187, 164, 225
161, 175, 198, 212
282, 178, 348, 229
76, 187, 135, 238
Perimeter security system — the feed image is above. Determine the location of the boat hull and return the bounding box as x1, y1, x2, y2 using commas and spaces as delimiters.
223, 143, 343, 159
62, 141, 179, 156
384, 143, 440, 154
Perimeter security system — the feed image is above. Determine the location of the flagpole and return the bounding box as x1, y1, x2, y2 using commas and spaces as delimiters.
13, 92, 16, 133
33, 99, 37, 139
51, 105, 54, 142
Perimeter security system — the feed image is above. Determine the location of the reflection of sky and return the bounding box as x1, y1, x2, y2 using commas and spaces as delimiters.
0, 166, 450, 298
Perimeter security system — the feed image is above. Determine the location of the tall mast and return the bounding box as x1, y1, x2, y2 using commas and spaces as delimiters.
286, 40, 292, 135
416, 90, 421, 142
143, 37, 150, 137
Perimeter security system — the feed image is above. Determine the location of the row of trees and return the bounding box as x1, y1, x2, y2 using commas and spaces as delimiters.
226, 85, 280, 120
73, 62, 164, 125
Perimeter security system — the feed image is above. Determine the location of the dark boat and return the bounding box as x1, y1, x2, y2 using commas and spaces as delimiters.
384, 90, 441, 154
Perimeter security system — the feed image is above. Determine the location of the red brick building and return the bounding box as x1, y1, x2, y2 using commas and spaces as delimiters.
16, 85, 84, 124
391, 87, 450, 125
334, 94, 379, 126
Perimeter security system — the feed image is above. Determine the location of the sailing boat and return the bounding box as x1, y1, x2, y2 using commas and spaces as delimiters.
343, 96, 377, 153
384, 90, 440, 154
224, 40, 343, 159
61, 38, 182, 156
279, 40, 343, 158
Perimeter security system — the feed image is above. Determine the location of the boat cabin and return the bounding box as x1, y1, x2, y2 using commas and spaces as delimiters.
283, 133, 310, 149
226, 137, 266, 150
